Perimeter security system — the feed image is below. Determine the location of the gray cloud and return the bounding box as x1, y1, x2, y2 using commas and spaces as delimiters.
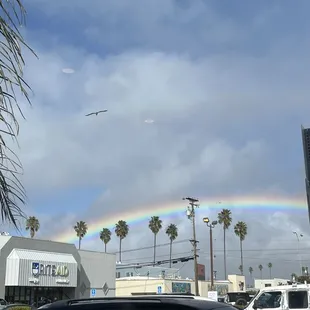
3, 0, 310, 282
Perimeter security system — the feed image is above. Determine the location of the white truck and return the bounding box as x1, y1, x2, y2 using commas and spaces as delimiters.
246, 283, 310, 310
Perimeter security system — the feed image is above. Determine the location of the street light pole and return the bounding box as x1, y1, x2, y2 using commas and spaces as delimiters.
183, 197, 199, 296
293, 231, 303, 275
203, 217, 217, 290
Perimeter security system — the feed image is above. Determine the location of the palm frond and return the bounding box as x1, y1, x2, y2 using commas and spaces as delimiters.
0, 0, 37, 227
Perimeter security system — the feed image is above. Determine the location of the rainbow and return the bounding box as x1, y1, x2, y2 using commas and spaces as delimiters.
52, 195, 307, 243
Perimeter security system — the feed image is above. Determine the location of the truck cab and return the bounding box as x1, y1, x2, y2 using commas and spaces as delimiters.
246, 284, 310, 310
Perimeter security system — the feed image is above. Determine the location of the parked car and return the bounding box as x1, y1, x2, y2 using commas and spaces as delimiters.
38, 296, 237, 310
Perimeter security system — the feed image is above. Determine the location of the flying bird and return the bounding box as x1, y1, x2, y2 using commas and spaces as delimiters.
85, 110, 108, 116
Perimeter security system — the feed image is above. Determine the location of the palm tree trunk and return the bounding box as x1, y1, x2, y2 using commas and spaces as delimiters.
105, 243, 107, 253
153, 233, 157, 266
240, 238, 243, 275
269, 268, 271, 279
224, 227, 227, 279
260, 270, 262, 279
169, 239, 172, 268
78, 236, 81, 250
119, 238, 122, 262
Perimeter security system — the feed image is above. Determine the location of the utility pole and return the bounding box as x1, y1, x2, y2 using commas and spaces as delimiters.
293, 231, 303, 275
203, 217, 217, 290
210, 225, 214, 288
183, 197, 199, 296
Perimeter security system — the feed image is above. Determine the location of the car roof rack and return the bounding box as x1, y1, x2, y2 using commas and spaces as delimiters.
157, 293, 195, 296
50, 296, 188, 307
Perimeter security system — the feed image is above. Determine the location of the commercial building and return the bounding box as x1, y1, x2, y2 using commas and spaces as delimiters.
254, 278, 290, 289
116, 274, 246, 297
0, 236, 116, 304
116, 265, 180, 279
301, 125, 310, 222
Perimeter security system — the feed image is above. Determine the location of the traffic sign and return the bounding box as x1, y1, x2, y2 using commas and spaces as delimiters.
157, 286, 162, 294
91, 289, 96, 297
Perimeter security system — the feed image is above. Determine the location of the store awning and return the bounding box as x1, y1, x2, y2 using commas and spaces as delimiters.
5, 248, 78, 287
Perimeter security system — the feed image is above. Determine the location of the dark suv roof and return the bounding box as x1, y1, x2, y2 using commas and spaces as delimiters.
41, 297, 235, 310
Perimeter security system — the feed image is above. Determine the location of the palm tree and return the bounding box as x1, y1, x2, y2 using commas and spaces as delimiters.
291, 273, 297, 280
249, 266, 253, 278
149, 216, 162, 265
234, 221, 247, 275
166, 223, 178, 268
99, 228, 112, 252
115, 220, 129, 262
259, 264, 263, 279
25, 216, 40, 238
218, 209, 232, 279
239, 265, 243, 274
268, 262, 272, 279
74, 221, 88, 250
0, 1, 36, 227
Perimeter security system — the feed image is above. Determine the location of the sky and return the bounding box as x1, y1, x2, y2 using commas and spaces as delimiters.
2, 0, 310, 284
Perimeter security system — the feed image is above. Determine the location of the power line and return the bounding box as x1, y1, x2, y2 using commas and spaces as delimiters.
116, 254, 194, 269
212, 247, 310, 252
121, 251, 193, 263
111, 240, 310, 255
112, 239, 189, 254
121, 250, 310, 265
120, 246, 310, 264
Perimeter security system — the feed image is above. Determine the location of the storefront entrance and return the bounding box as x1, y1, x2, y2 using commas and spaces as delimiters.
5, 286, 66, 306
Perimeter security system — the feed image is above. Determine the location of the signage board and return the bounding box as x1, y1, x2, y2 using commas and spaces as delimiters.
207, 291, 218, 301
32, 262, 69, 277
91, 289, 96, 297
157, 286, 162, 294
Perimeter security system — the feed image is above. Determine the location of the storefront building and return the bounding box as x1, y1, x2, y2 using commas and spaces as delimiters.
0, 236, 116, 305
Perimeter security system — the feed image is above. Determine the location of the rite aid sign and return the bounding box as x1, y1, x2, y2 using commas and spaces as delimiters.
32, 262, 69, 277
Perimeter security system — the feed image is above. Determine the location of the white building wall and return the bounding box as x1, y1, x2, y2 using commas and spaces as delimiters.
5, 249, 78, 287
254, 278, 290, 289
116, 277, 241, 297
228, 275, 246, 291
0, 236, 11, 250
4, 252, 19, 285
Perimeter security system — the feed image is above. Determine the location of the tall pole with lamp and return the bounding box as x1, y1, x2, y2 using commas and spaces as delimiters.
203, 217, 217, 290
293, 231, 304, 275
183, 197, 200, 296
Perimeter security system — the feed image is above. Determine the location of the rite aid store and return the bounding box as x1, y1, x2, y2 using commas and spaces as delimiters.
0, 236, 116, 304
